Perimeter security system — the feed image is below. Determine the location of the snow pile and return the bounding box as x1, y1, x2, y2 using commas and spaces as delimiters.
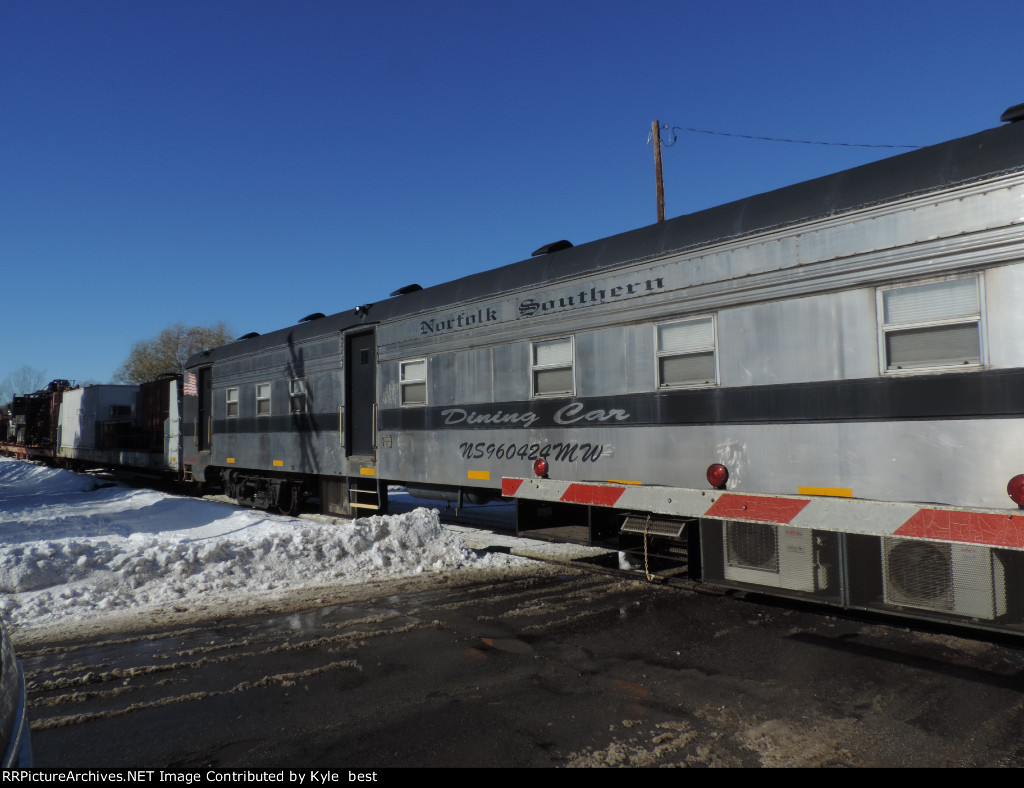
0, 457, 521, 636
0, 459, 99, 498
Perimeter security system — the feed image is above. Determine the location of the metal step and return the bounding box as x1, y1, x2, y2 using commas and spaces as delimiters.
349, 482, 383, 511
620, 515, 692, 539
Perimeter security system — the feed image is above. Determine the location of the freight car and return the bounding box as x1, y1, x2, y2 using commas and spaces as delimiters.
1, 380, 73, 459
177, 103, 1024, 636
0, 376, 181, 476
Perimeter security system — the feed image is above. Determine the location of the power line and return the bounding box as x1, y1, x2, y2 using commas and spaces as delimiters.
653, 124, 924, 150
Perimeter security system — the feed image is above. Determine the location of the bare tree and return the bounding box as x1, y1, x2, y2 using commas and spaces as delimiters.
112, 323, 234, 384
0, 366, 49, 404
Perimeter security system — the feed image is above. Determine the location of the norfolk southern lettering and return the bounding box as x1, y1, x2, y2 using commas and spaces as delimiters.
420, 307, 499, 336
416, 276, 666, 336
519, 277, 665, 317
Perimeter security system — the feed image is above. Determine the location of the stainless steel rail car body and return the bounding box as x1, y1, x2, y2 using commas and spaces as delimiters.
183, 111, 1024, 633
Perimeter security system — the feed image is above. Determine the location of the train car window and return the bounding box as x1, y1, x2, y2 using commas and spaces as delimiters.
256, 383, 271, 416
656, 316, 717, 388
226, 387, 239, 418
532, 337, 575, 397
879, 277, 983, 372
289, 379, 306, 413
400, 360, 427, 406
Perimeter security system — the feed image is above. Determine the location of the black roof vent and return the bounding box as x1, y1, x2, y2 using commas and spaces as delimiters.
238, 331, 261, 339
299, 313, 326, 323
390, 283, 423, 296
1001, 103, 1024, 123
531, 240, 573, 256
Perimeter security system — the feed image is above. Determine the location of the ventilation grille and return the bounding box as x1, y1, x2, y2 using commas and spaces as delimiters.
884, 540, 953, 610
882, 537, 1006, 620
726, 521, 779, 572
720, 522, 830, 594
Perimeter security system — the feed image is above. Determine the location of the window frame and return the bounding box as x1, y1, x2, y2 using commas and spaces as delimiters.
399, 359, 428, 407
531, 336, 575, 398
225, 387, 239, 418
876, 275, 985, 375
256, 382, 272, 417
289, 379, 306, 414
654, 315, 719, 389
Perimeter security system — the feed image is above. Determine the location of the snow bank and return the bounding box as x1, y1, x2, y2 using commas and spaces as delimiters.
0, 457, 521, 636
0, 459, 98, 498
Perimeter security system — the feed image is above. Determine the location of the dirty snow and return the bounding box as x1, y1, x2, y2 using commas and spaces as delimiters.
0, 457, 534, 639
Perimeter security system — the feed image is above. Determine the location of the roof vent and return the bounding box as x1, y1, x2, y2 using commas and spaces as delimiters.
1000, 102, 1024, 123
238, 332, 261, 340
390, 283, 423, 296
299, 313, 326, 323
531, 240, 574, 256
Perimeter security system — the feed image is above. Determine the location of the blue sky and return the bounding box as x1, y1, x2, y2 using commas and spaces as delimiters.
3, 0, 1024, 386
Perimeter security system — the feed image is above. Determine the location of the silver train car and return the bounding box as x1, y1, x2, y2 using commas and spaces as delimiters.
183, 104, 1024, 634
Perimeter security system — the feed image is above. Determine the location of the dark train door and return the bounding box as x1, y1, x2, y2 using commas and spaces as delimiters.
196, 366, 213, 452
345, 331, 376, 458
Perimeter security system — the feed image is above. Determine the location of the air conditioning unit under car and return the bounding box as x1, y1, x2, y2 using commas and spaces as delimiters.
882, 537, 1007, 620
722, 522, 822, 592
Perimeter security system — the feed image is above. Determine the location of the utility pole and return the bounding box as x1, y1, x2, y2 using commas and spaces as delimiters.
652, 120, 665, 223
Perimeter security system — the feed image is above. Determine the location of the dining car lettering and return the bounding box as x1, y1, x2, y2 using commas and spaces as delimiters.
553, 403, 631, 424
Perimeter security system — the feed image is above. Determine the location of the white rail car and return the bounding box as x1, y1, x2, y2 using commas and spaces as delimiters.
183, 103, 1024, 634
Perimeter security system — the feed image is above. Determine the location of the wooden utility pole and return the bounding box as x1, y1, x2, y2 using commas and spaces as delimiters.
652, 120, 665, 223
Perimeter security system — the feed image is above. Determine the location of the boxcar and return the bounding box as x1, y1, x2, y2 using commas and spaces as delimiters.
56, 377, 181, 474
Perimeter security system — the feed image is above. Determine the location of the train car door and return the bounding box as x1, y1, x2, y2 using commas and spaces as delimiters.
197, 366, 212, 452
345, 331, 376, 458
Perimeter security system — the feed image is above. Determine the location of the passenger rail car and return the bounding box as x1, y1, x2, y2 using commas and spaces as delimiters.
25, 106, 1024, 636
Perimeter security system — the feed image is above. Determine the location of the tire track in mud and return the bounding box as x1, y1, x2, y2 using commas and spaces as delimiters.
23, 604, 425, 731
31, 658, 365, 731
25, 562, 1024, 768
422, 572, 626, 614
24, 568, 626, 739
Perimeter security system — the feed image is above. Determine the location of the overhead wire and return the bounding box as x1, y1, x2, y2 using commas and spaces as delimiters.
650, 124, 924, 150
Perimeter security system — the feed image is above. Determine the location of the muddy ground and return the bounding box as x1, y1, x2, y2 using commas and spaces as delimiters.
21, 560, 1024, 768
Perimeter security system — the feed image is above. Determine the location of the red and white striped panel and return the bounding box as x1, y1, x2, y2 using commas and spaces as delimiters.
501, 477, 1024, 550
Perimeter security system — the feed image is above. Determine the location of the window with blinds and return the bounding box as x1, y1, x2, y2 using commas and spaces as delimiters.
400, 359, 427, 406
656, 316, 717, 388
256, 383, 272, 416
226, 387, 239, 418
289, 379, 307, 414
879, 277, 982, 372
532, 337, 574, 396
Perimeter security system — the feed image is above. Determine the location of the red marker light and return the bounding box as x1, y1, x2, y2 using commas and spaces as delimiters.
706, 463, 728, 489
1008, 474, 1024, 507
533, 458, 549, 478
